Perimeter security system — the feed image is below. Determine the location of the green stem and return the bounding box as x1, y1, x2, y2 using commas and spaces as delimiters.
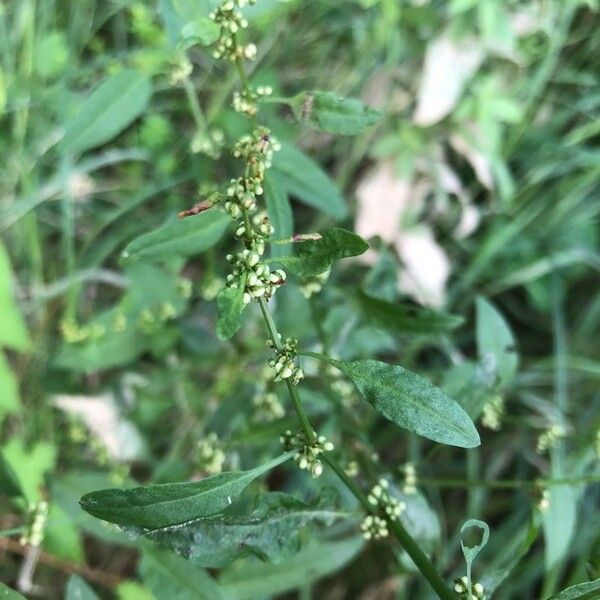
257, 299, 455, 599
389, 519, 456, 600
183, 78, 209, 132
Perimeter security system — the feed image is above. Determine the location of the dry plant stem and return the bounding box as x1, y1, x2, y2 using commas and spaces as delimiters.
256, 298, 455, 600
0, 538, 122, 589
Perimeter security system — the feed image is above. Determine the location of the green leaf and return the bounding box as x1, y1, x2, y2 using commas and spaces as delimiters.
481, 520, 538, 595
0, 242, 30, 351
394, 489, 441, 572
272, 143, 347, 219
218, 536, 363, 600
460, 519, 490, 591
180, 18, 220, 46
547, 577, 600, 599
121, 210, 229, 264
140, 545, 224, 600
1, 439, 56, 502
64, 575, 99, 600
0, 582, 27, 599
264, 174, 292, 257
61, 70, 152, 155
290, 90, 381, 135
0, 450, 23, 498
216, 276, 247, 341
543, 484, 578, 570
302, 353, 480, 448
356, 291, 464, 334
80, 452, 293, 529
141, 490, 353, 568
476, 297, 518, 388
268, 228, 368, 277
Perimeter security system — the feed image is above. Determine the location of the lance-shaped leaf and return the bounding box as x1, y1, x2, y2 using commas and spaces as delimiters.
272, 144, 347, 219
476, 296, 518, 388
0, 583, 26, 599
80, 452, 293, 529
140, 490, 354, 568
290, 90, 381, 135
302, 353, 480, 448
356, 291, 464, 334
216, 277, 247, 341
121, 210, 230, 264
0, 450, 23, 498
218, 536, 364, 599
268, 228, 368, 277
61, 70, 152, 155
547, 577, 600, 599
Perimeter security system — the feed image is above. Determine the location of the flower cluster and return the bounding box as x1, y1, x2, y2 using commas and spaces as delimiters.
367, 478, 406, 521
482, 394, 504, 430
60, 318, 106, 343
20, 501, 49, 547
209, 0, 257, 62
233, 85, 273, 117
169, 54, 193, 85
454, 577, 486, 600
280, 429, 334, 478
536, 423, 566, 453
252, 391, 284, 422
190, 129, 225, 159
361, 515, 389, 540
267, 336, 304, 384
197, 433, 226, 475
401, 462, 418, 495
226, 250, 286, 304
232, 127, 281, 180
299, 269, 330, 299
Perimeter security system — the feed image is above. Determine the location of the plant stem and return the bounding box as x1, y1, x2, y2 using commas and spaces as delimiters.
183, 78, 209, 133
229, 32, 455, 599
257, 298, 455, 599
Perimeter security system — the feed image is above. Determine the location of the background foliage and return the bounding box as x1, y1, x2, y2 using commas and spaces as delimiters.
1, 0, 599, 598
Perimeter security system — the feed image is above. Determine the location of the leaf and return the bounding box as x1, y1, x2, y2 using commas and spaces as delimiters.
140, 545, 224, 600
180, 18, 220, 46
476, 297, 518, 388
1, 439, 56, 502
140, 490, 353, 568
543, 484, 578, 571
218, 536, 363, 600
65, 575, 99, 600
547, 577, 600, 599
356, 291, 464, 334
61, 70, 152, 155
268, 228, 368, 277
0, 242, 30, 351
0, 450, 23, 498
302, 353, 480, 448
264, 174, 292, 257
290, 90, 381, 135
80, 452, 293, 529
393, 489, 441, 572
0, 582, 26, 599
216, 277, 247, 341
121, 210, 229, 264
460, 519, 490, 593
272, 143, 347, 219
480, 520, 538, 595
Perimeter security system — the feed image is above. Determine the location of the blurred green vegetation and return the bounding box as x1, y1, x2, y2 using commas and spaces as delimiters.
1, 0, 599, 598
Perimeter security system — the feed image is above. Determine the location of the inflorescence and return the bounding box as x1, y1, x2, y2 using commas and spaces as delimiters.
222, 127, 287, 307
267, 335, 304, 384
454, 577, 486, 600
280, 429, 334, 478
